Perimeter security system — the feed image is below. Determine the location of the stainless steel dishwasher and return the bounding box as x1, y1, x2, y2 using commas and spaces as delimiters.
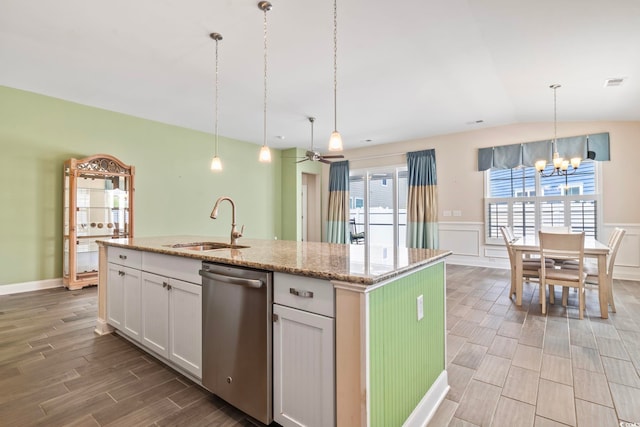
199, 262, 273, 425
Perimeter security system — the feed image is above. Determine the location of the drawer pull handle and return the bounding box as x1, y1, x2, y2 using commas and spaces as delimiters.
167, 284, 172, 290
162, 282, 168, 288
118, 271, 125, 276
290, 288, 314, 298
119, 255, 127, 260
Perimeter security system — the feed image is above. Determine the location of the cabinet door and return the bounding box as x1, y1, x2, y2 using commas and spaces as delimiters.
107, 263, 125, 328
273, 304, 335, 427
141, 272, 169, 358
169, 278, 202, 379
122, 266, 142, 341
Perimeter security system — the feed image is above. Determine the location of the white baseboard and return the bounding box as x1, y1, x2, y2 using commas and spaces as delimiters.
403, 370, 450, 427
0, 278, 63, 295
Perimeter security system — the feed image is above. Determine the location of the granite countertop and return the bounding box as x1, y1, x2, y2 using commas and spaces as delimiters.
97, 235, 451, 286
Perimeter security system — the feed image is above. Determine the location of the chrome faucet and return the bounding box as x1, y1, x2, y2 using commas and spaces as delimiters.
210, 196, 244, 246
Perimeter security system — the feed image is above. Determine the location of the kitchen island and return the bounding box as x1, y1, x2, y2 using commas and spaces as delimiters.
96, 236, 451, 427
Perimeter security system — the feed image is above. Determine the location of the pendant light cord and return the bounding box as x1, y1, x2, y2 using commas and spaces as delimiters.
215, 37, 219, 157
551, 84, 560, 152
333, 0, 338, 132
553, 85, 557, 149
263, 6, 268, 148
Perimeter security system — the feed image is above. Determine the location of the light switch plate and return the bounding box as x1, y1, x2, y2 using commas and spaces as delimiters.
417, 294, 424, 321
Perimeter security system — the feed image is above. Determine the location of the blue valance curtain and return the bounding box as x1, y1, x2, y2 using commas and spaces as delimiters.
477, 132, 610, 171
406, 149, 438, 249
326, 160, 349, 244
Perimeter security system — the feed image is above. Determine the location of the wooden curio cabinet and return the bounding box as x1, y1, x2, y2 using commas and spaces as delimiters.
63, 154, 135, 290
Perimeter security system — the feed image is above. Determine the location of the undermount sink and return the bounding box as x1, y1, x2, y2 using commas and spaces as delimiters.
168, 242, 250, 251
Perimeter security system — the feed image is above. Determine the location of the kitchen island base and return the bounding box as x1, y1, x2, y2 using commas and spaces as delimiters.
96, 237, 450, 427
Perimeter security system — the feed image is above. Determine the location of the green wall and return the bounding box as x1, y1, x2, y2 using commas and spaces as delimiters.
0, 86, 282, 286
368, 262, 446, 426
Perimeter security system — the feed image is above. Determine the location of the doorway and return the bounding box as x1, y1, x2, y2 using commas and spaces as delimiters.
301, 173, 321, 242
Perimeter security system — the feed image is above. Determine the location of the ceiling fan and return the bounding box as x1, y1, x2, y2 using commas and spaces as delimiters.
297, 117, 344, 164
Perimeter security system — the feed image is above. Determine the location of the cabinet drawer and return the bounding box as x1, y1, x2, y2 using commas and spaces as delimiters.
274, 272, 334, 318
142, 252, 201, 285
108, 247, 142, 268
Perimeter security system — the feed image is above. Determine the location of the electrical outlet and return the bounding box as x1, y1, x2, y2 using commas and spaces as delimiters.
453, 210, 462, 217
417, 294, 424, 321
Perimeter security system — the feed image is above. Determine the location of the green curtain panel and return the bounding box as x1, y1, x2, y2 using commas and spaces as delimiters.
326, 160, 349, 244
407, 149, 438, 249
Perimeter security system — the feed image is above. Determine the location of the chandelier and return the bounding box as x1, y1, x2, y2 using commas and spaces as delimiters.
535, 84, 581, 177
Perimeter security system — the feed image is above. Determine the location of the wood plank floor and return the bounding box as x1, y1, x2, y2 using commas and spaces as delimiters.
431, 265, 640, 427
2, 265, 639, 426
0, 286, 254, 427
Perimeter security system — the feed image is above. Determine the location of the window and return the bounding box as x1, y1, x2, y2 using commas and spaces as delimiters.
485, 160, 600, 242
561, 184, 583, 196
349, 197, 364, 209
350, 167, 407, 248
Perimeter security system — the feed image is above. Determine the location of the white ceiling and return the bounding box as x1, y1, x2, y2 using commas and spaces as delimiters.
2, 0, 639, 151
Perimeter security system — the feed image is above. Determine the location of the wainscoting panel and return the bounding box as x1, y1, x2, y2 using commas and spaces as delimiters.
439, 223, 481, 257
603, 223, 640, 281
440, 222, 640, 282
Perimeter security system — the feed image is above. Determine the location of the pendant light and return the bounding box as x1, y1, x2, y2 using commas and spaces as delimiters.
328, 0, 343, 152
535, 84, 581, 176
258, 1, 272, 163
210, 32, 223, 171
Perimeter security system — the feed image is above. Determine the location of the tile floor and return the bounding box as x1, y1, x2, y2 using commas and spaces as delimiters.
429, 264, 640, 427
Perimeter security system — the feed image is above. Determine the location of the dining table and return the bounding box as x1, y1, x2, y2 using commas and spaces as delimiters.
511, 234, 611, 318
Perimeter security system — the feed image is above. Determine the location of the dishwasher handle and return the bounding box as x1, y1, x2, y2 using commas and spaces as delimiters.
199, 269, 263, 289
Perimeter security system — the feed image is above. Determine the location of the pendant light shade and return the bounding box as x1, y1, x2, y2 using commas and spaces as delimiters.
328, 0, 343, 152
210, 32, 223, 171
259, 145, 272, 162
258, 1, 272, 163
329, 131, 343, 151
210, 156, 222, 171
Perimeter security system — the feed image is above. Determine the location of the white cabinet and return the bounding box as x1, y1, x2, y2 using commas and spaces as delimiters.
140, 272, 169, 355
273, 273, 335, 427
106, 248, 202, 380
107, 248, 142, 342
169, 278, 202, 378
141, 271, 202, 379
106, 263, 125, 329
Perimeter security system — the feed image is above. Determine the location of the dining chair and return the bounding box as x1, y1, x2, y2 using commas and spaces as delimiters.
562, 228, 626, 313
538, 231, 587, 319
500, 226, 553, 298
